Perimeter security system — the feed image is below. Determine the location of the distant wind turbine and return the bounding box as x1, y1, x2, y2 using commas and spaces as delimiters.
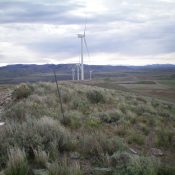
72, 68, 75, 81
89, 70, 93, 80
77, 20, 90, 81
76, 63, 80, 80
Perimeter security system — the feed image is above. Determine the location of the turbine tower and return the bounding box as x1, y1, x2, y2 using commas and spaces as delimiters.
76, 63, 80, 80
72, 68, 75, 81
77, 22, 89, 81
89, 70, 93, 80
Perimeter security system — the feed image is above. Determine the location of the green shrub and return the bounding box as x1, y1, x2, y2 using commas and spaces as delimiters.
61, 90, 72, 104
127, 130, 145, 145
139, 123, 149, 136
85, 117, 102, 128
157, 165, 175, 175
79, 132, 105, 157
5, 148, 28, 175
4, 102, 26, 121
71, 99, 90, 114
126, 111, 137, 124
136, 96, 147, 103
34, 148, 49, 168
111, 152, 157, 175
151, 100, 160, 108
119, 102, 128, 114
156, 128, 174, 148
159, 111, 171, 118
134, 104, 146, 115
99, 110, 124, 123
115, 125, 128, 137
87, 90, 105, 104
35, 117, 73, 152
1, 117, 73, 162
79, 132, 126, 157
12, 83, 33, 100
61, 111, 82, 129
104, 137, 127, 155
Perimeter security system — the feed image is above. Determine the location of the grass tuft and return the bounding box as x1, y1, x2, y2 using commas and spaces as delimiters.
47, 159, 82, 175
5, 148, 28, 175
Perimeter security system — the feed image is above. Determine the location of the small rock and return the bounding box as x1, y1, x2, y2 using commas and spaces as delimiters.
0, 122, 5, 126
93, 167, 112, 175
33, 169, 48, 175
0, 171, 5, 175
129, 148, 137, 154
70, 152, 80, 159
151, 148, 163, 156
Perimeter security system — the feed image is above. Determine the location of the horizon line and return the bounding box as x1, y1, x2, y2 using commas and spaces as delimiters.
1, 63, 175, 68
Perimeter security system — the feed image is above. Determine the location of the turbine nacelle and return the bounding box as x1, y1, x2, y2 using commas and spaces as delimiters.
77, 34, 85, 38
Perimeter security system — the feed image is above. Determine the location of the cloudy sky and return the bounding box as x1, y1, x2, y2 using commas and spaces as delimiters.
0, 0, 175, 66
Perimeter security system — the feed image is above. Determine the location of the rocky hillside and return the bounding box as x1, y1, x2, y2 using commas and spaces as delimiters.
0, 82, 174, 175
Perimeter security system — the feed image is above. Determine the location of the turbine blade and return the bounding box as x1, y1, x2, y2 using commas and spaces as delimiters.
84, 37, 90, 57
84, 16, 87, 36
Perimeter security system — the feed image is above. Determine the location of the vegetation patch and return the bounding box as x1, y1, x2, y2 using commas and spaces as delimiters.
0, 82, 174, 174
5, 148, 28, 175
47, 159, 82, 175
111, 152, 158, 175
155, 128, 174, 148
86, 90, 105, 104
98, 110, 124, 123
127, 130, 145, 145
12, 83, 33, 100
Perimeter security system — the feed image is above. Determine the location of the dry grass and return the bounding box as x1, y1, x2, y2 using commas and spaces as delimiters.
0, 82, 174, 174
5, 148, 28, 175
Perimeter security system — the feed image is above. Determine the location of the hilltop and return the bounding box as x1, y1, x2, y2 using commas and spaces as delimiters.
0, 82, 174, 175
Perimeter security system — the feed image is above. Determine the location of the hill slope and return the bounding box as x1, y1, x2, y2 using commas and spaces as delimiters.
0, 82, 174, 175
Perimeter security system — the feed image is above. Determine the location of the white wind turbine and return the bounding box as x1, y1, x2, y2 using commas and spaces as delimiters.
77, 21, 90, 81
89, 70, 93, 80
72, 67, 75, 81
76, 63, 80, 80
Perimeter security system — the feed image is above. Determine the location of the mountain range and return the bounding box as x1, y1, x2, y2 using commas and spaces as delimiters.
0, 64, 175, 84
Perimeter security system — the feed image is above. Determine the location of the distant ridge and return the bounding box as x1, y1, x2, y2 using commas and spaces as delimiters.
1, 63, 175, 71
0, 64, 175, 84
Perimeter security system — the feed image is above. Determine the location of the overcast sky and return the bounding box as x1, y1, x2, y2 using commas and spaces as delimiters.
0, 0, 175, 66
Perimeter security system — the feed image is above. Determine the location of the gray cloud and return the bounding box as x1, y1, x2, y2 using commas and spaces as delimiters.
0, 1, 85, 24
0, 0, 175, 65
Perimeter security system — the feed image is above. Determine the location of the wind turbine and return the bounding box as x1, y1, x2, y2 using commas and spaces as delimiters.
89, 70, 93, 80
76, 63, 80, 80
77, 21, 90, 81
72, 68, 75, 81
